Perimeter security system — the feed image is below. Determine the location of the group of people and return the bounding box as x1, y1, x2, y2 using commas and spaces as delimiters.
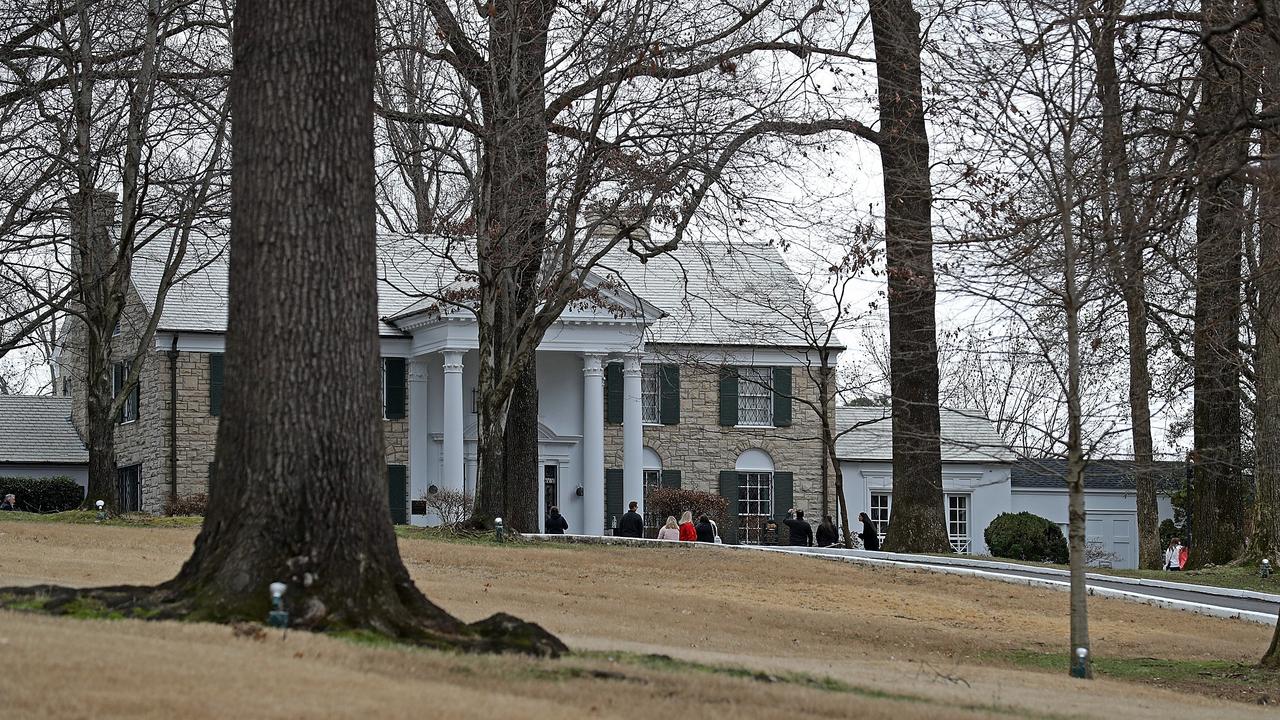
0, 493, 16, 511
543, 500, 886, 550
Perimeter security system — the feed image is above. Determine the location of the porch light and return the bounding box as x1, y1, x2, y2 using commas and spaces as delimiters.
267, 581, 289, 628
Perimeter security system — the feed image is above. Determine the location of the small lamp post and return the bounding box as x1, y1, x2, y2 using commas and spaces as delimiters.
1262, 558, 1272, 579
94, 499, 107, 523
267, 581, 288, 628
1070, 647, 1089, 678
494, 517, 504, 543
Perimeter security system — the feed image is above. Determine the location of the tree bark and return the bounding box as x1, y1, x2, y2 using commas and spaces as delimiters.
1090, 0, 1161, 570
869, 0, 950, 553
471, 0, 554, 532
1189, 0, 1248, 568
161, 0, 554, 650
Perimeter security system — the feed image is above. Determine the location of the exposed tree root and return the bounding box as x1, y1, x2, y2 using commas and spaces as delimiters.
0, 583, 567, 658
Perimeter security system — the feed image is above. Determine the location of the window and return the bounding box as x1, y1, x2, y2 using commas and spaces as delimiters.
113, 361, 138, 424
947, 494, 970, 553
543, 464, 559, 520
471, 387, 479, 414
869, 493, 891, 544
641, 365, 660, 423
737, 472, 773, 544
62, 377, 71, 396
112, 321, 121, 337
117, 464, 141, 512
738, 367, 773, 426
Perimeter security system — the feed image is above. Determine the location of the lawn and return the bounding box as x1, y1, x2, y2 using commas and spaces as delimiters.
0, 515, 1276, 718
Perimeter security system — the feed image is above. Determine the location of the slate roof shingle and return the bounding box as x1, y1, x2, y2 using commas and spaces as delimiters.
1011, 459, 1185, 493
0, 395, 87, 465
131, 235, 839, 349
835, 406, 1015, 463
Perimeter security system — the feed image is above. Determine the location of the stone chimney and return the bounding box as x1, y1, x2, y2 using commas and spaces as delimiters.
66, 190, 118, 278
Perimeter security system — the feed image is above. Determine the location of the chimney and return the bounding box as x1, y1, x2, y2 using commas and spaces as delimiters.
66, 190, 118, 279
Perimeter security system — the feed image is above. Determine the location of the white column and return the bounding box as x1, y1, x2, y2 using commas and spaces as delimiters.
582, 354, 606, 535
622, 354, 644, 517
408, 358, 430, 522
442, 350, 465, 495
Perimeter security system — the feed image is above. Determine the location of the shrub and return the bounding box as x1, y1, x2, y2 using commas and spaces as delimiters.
0, 476, 84, 513
646, 487, 737, 541
420, 488, 472, 526
163, 493, 208, 516
984, 511, 1068, 564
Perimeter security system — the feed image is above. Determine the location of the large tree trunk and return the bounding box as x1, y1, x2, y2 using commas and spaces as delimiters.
471, 0, 553, 532
1090, 1, 1161, 570
166, 0, 468, 638
1189, 0, 1248, 568
869, 0, 950, 553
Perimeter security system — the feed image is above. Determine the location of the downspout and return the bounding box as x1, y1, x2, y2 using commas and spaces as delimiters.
167, 335, 179, 504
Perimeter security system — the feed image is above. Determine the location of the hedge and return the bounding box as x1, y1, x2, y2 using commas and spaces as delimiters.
984, 511, 1068, 564
0, 476, 84, 513
647, 487, 737, 540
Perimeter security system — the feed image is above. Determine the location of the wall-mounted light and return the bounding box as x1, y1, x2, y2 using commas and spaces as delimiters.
427, 484, 439, 495
575, 486, 584, 497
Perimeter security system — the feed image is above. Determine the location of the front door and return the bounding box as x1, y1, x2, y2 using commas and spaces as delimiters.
543, 463, 559, 522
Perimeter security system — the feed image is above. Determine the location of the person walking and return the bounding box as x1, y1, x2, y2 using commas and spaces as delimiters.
816, 515, 838, 547
618, 500, 645, 538
784, 509, 813, 547
678, 510, 697, 541
695, 514, 716, 543
1163, 537, 1184, 571
657, 516, 681, 541
858, 512, 880, 551
545, 506, 569, 535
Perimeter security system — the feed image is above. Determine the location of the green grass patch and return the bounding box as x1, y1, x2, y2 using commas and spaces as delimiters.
60, 596, 126, 621
988, 649, 1279, 687
0, 592, 49, 612
0, 510, 203, 528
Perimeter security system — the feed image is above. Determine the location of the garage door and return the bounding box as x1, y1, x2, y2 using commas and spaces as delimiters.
1085, 513, 1136, 570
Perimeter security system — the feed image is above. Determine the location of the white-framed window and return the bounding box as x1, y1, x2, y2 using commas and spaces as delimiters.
113, 360, 138, 424
471, 387, 479, 414
869, 492, 891, 544
737, 472, 773, 544
738, 367, 772, 426
641, 365, 660, 424
947, 494, 970, 553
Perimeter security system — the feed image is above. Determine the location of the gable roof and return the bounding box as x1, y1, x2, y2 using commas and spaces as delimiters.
132, 234, 838, 349
835, 406, 1015, 463
1011, 459, 1185, 493
0, 395, 87, 465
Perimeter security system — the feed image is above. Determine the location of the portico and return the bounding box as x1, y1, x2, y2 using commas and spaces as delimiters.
386, 276, 663, 532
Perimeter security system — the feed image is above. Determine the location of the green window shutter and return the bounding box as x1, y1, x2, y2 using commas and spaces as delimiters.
659, 364, 680, 424
718, 470, 740, 545
718, 366, 738, 426
384, 357, 406, 420
605, 468, 624, 530
772, 472, 794, 522
660, 469, 681, 489
387, 464, 408, 524
605, 362, 623, 424
209, 353, 224, 417
772, 367, 792, 427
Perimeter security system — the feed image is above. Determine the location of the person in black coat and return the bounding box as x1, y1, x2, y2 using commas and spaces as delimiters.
545, 506, 569, 534
816, 515, 839, 547
858, 512, 880, 551
618, 501, 645, 538
783, 509, 814, 547
694, 514, 716, 543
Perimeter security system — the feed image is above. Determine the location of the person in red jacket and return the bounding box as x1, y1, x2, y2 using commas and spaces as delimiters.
678, 510, 697, 541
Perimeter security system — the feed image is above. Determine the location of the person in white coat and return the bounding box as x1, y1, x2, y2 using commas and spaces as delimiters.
1163, 537, 1184, 571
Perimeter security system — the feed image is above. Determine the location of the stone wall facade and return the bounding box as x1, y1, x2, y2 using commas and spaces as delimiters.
603, 362, 834, 520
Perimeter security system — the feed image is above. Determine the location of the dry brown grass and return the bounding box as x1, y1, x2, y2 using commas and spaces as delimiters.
0, 520, 1275, 719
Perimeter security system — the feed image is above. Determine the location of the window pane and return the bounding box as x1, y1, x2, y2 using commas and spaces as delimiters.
737, 367, 773, 426
642, 365, 659, 423
946, 495, 969, 553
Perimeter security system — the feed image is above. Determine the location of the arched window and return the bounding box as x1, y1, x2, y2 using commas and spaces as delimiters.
735, 449, 774, 544
642, 446, 662, 491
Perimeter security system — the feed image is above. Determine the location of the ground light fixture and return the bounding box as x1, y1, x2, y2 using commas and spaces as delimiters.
94, 499, 106, 523
1070, 647, 1089, 678
494, 517, 504, 543
267, 582, 288, 628
1263, 558, 1272, 579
